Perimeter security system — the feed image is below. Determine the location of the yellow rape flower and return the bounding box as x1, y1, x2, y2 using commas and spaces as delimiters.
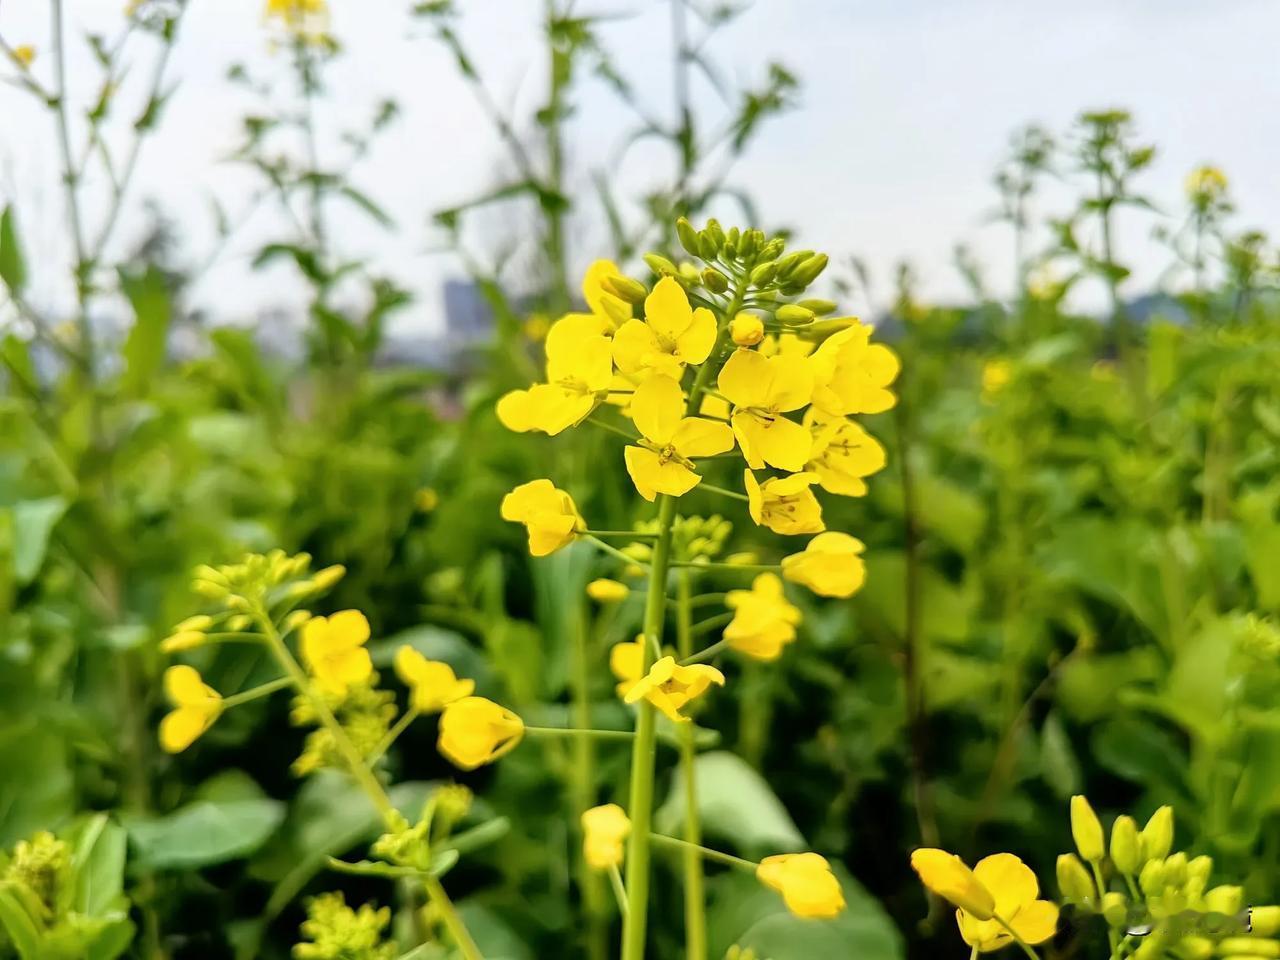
624, 375, 734, 501
759, 333, 815, 360
610, 635, 647, 698
612, 277, 716, 378
781, 532, 866, 598
744, 470, 825, 536
756, 853, 845, 919
500, 479, 583, 556
981, 359, 1012, 400
730, 312, 764, 347
264, 0, 327, 34
301, 610, 373, 697
717, 349, 815, 472
1185, 165, 1227, 202
393, 646, 474, 713
915, 849, 1059, 953
14, 45, 35, 67
911, 849, 995, 919
623, 655, 724, 722
809, 323, 900, 416
587, 578, 630, 603
804, 410, 886, 496
723, 573, 802, 661
437, 696, 524, 770
581, 803, 631, 870
159, 665, 223, 753
496, 316, 614, 435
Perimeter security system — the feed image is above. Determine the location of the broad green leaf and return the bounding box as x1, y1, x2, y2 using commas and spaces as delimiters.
454, 902, 534, 960
0, 724, 74, 845
12, 496, 68, 584
67, 814, 128, 917
118, 264, 172, 395
655, 750, 803, 857
126, 781, 285, 870
0, 205, 26, 293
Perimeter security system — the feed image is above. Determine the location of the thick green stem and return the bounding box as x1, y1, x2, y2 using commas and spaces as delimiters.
676, 570, 707, 960
620, 494, 678, 960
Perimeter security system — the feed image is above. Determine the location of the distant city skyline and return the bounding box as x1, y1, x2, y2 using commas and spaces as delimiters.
1, 0, 1276, 338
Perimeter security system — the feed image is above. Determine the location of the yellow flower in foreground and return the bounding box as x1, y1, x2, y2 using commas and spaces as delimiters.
947, 852, 1059, 953
624, 375, 734, 501
804, 411, 886, 496
582, 803, 631, 870
745, 470, 825, 536
14, 45, 35, 67
301, 610, 373, 697
724, 573, 802, 661
623, 655, 724, 722
757, 853, 845, 919
612, 277, 716, 378
394, 646, 474, 713
159, 665, 223, 753
587, 578, 630, 603
438, 697, 524, 770
809, 323, 900, 416
610, 635, 647, 698
781, 532, 867, 598
496, 315, 614, 435
717, 349, 815, 472
500, 479, 583, 556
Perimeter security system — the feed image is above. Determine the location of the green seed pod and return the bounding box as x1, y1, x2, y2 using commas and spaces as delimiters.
676, 218, 702, 259
1071, 795, 1106, 863
776, 304, 815, 324
749, 261, 778, 286
789, 253, 830, 286
1110, 815, 1142, 875
603, 274, 648, 305
1056, 854, 1096, 905
1141, 806, 1174, 861
702, 268, 729, 293
1101, 891, 1128, 927
644, 253, 679, 277
796, 298, 838, 315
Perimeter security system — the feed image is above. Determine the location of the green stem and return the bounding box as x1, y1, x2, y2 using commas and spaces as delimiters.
676, 570, 707, 960
681, 638, 729, 666
670, 561, 778, 573
991, 913, 1041, 960
587, 415, 640, 441
221, 676, 293, 708
691, 612, 733, 639
252, 605, 482, 960
570, 605, 608, 960
585, 534, 648, 568
620, 493, 677, 960
366, 706, 420, 767
525, 726, 635, 741
698, 482, 748, 502
608, 863, 629, 918
585, 530, 658, 539
649, 833, 757, 872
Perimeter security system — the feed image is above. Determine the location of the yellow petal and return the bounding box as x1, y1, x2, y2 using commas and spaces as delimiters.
973, 853, 1038, 916
676, 307, 717, 365
910, 849, 995, 920
612, 319, 661, 375
761, 354, 815, 412
160, 706, 216, 754
732, 412, 811, 472
496, 389, 535, 432
327, 609, 370, 648
644, 276, 693, 341
671, 417, 734, 459
629, 375, 684, 444
164, 664, 211, 707
1007, 900, 1059, 946
624, 446, 700, 501
717, 349, 770, 407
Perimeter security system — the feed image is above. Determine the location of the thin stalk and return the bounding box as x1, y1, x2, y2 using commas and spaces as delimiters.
681, 638, 728, 667
525, 726, 635, 741
586, 534, 647, 568
620, 493, 677, 960
608, 863, 629, 918
670, 560, 778, 573
542, 0, 570, 311
697, 482, 748, 502
570, 605, 608, 960
676, 570, 706, 960
366, 706, 420, 767
221, 676, 293, 708
252, 605, 482, 960
649, 833, 756, 872
690, 612, 733, 639
992, 913, 1041, 960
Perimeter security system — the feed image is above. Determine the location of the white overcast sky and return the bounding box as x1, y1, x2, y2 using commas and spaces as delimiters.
1, 0, 1277, 336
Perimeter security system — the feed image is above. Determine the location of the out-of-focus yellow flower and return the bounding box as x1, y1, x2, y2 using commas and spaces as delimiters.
1091, 360, 1117, 382
609, 635, 647, 698
523, 312, 551, 343
159, 665, 223, 753
717, 349, 815, 472
582, 803, 631, 870
809, 323, 899, 416
582, 259, 633, 330
914, 850, 1059, 953
414, 487, 439, 513
757, 853, 845, 919
804, 410, 886, 496
14, 45, 35, 67
301, 610, 373, 697
744, 470, 825, 536
723, 573, 802, 661
981, 359, 1012, 400
1185, 165, 1228, 203
730, 313, 765, 347
612, 277, 716, 379
587, 578, 630, 603
781, 532, 866, 598
437, 696, 524, 770
623, 655, 724, 722
496, 317, 615, 435
500, 479, 583, 556
394, 646, 474, 713
624, 375, 734, 501
263, 0, 328, 39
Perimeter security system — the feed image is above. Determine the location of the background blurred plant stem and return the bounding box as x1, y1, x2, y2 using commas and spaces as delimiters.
571, 603, 608, 960
675, 569, 707, 960
253, 605, 483, 960
669, 0, 693, 235
542, 0, 570, 312
621, 492, 677, 960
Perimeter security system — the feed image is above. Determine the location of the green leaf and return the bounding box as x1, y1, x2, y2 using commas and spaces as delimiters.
1091, 715, 1191, 802
67, 814, 128, 917
126, 776, 285, 870
339, 185, 395, 227
0, 723, 74, 845
12, 496, 68, 585
1040, 711, 1082, 798
0, 887, 40, 960
0, 205, 26, 293
655, 750, 803, 857
118, 264, 172, 395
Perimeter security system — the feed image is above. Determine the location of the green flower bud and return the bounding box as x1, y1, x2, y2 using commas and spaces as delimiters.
1101, 891, 1129, 927
788, 253, 830, 286
311, 564, 346, 591
1163, 852, 1188, 887
1071, 795, 1105, 862
1141, 806, 1174, 861
1187, 854, 1212, 888
1204, 884, 1243, 916
796, 298, 838, 315
602, 274, 648, 305
702, 268, 729, 293
1179, 936, 1213, 960
776, 303, 816, 324
1110, 815, 1142, 875
1056, 853, 1096, 905
760, 237, 785, 259
1253, 907, 1280, 937
705, 219, 726, 250
644, 253, 679, 277
775, 250, 810, 276
676, 218, 701, 259
749, 261, 778, 286
739, 229, 759, 260
1139, 859, 1166, 897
